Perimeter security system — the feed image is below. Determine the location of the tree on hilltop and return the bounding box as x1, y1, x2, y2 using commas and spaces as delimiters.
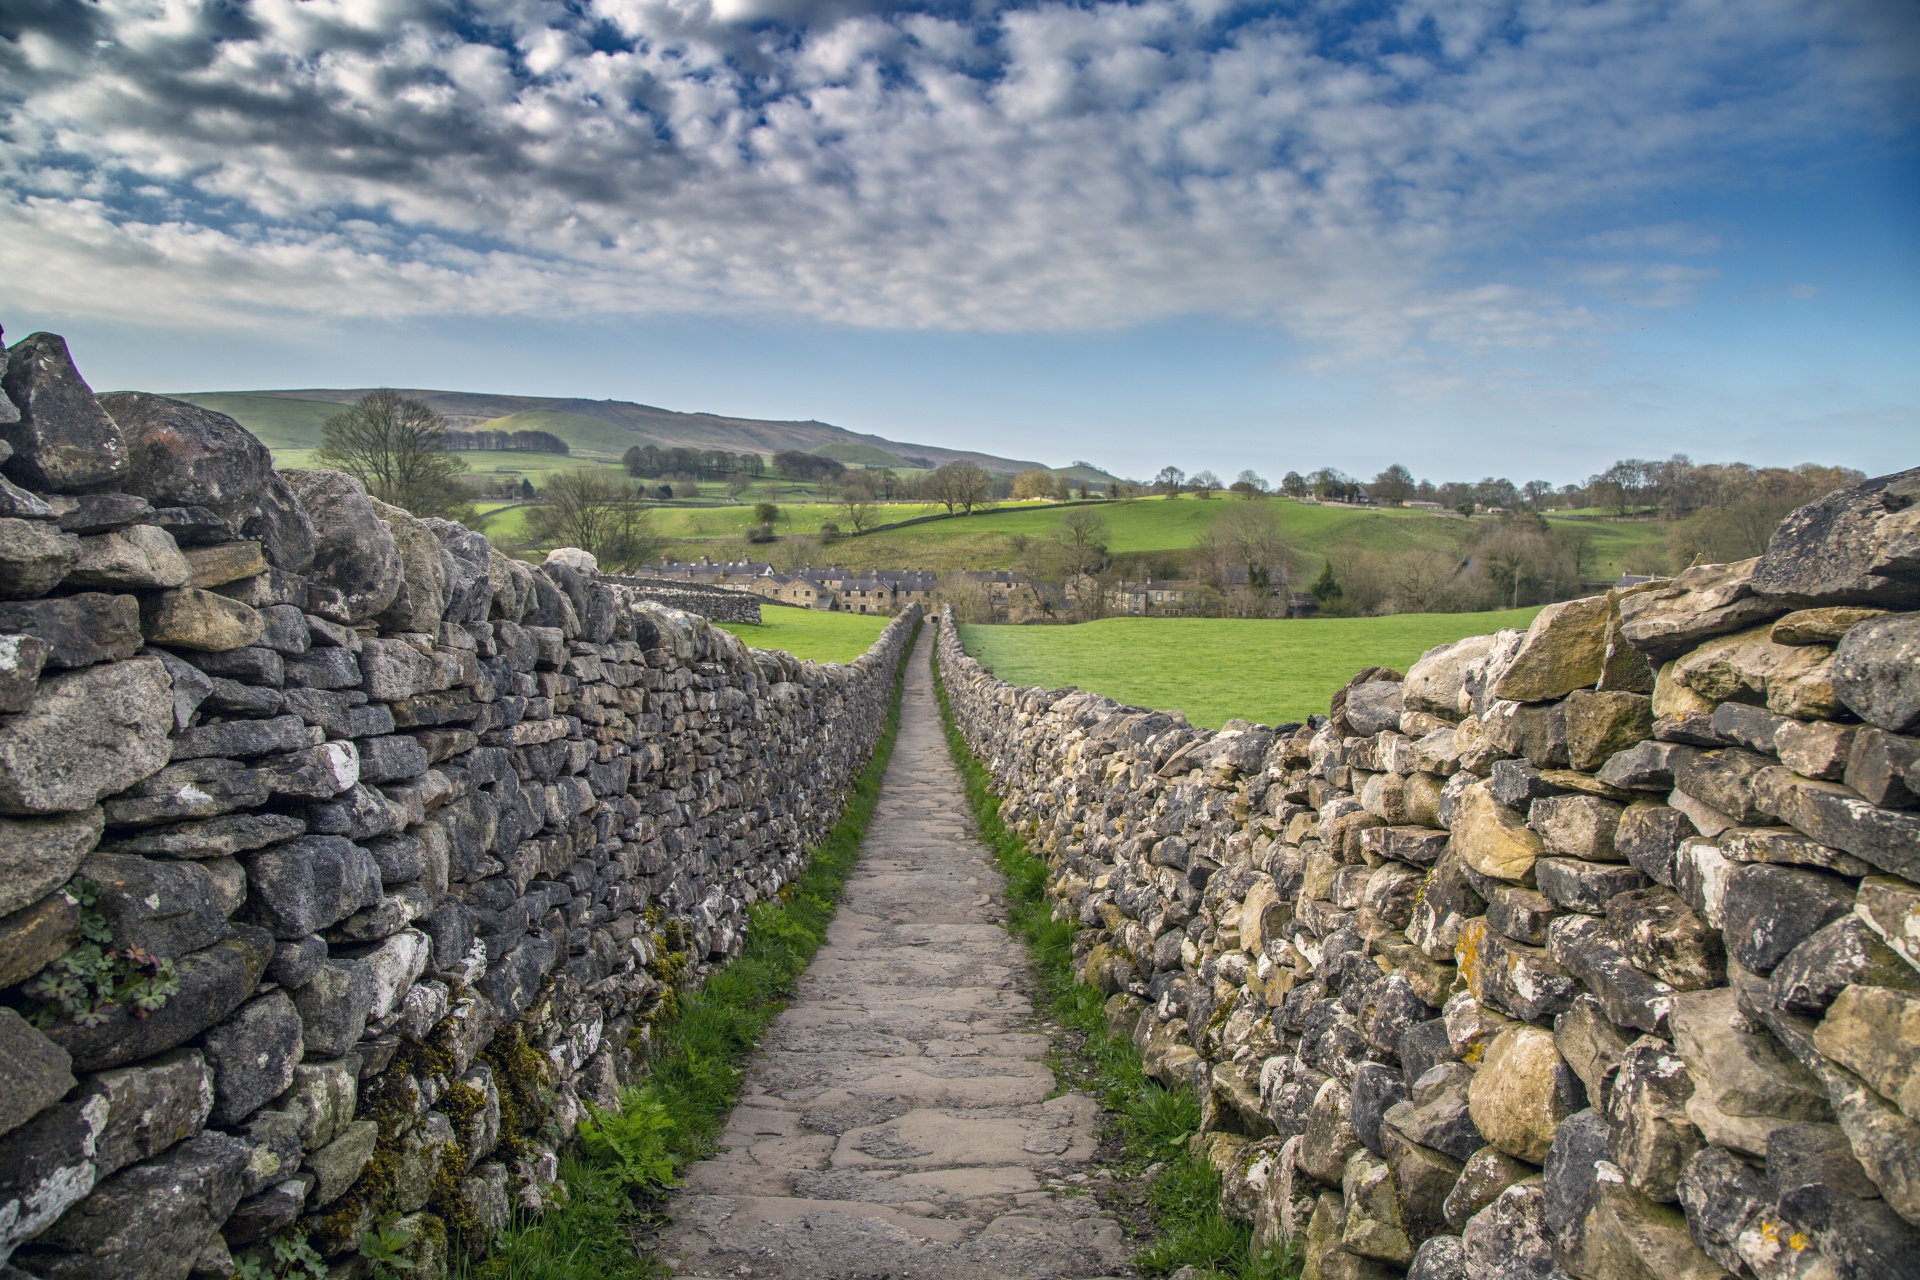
316, 389, 471, 519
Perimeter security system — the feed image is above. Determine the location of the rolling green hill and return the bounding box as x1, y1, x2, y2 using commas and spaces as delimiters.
173, 387, 1045, 474
474, 409, 654, 459
810, 442, 914, 468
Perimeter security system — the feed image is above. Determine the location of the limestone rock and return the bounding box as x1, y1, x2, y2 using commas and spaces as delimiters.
1445, 1145, 1533, 1232
1773, 606, 1888, 645
0, 1007, 74, 1141
1614, 802, 1696, 886
370, 498, 450, 636
1452, 782, 1544, 883
1770, 915, 1920, 1015
0, 658, 173, 815
1458, 918, 1582, 1024
1718, 862, 1855, 974
1406, 1234, 1465, 1280
1603, 887, 1723, 992
0, 892, 80, 990
201, 991, 303, 1127
1751, 465, 1920, 609
1813, 984, 1920, 1121
1774, 718, 1857, 780
1856, 875, 1920, 975
141, 587, 264, 652
181, 541, 267, 589
306, 1118, 378, 1207
0, 518, 81, 597
1460, 1180, 1555, 1280
83, 1049, 213, 1181
1831, 612, 1920, 733
1406, 634, 1499, 716
78, 852, 230, 959
0, 595, 141, 669
1468, 1025, 1583, 1164
1670, 987, 1829, 1157
1565, 690, 1652, 772
290, 958, 375, 1059
1342, 1149, 1413, 1264
241, 835, 381, 939
1673, 747, 1772, 826
1605, 1036, 1702, 1202
65, 524, 192, 590
95, 393, 274, 526
0, 333, 129, 492
240, 471, 317, 574
1562, 1171, 1732, 1280
1528, 794, 1624, 860
44, 926, 273, 1072
16, 1129, 250, 1280
1752, 766, 1920, 881
1345, 681, 1406, 737
1495, 596, 1612, 703
1618, 559, 1781, 662
0, 808, 103, 918
283, 470, 403, 624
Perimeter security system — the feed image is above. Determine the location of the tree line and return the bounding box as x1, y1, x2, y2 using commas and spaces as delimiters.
624, 445, 767, 480
444, 428, 570, 454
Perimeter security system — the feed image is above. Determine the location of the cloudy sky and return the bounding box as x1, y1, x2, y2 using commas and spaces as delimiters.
2, 0, 1915, 482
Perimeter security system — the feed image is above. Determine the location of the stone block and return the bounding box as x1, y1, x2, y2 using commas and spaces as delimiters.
1774, 717, 1856, 780
0, 808, 103, 918
1460, 1180, 1556, 1280
1384, 1063, 1484, 1164
1536, 858, 1647, 913
1451, 782, 1543, 884
77, 852, 230, 959
1813, 983, 1920, 1121
1602, 887, 1723, 992
1493, 596, 1611, 703
1673, 747, 1772, 826
43, 925, 273, 1072
181, 542, 267, 589
1617, 558, 1778, 662
85, 1048, 213, 1179
1718, 862, 1854, 974
141, 587, 264, 652
168, 714, 312, 762
1458, 917, 1581, 1024
1528, 794, 1625, 860
65, 525, 190, 590
0, 595, 141, 670
1831, 612, 1920, 732
0, 892, 80, 990
1753, 766, 1920, 881
1555, 995, 1633, 1109
0, 333, 129, 492
284, 471, 403, 624
0, 518, 80, 598
1751, 465, 1920, 608
1468, 1024, 1586, 1163
1604, 1036, 1702, 1202
1844, 726, 1920, 809
0, 658, 173, 815
202, 991, 303, 1127
0, 1007, 74, 1140
241, 835, 381, 939
290, 959, 375, 1059
1565, 690, 1652, 772
1614, 801, 1695, 887
102, 812, 305, 860
1770, 914, 1920, 1015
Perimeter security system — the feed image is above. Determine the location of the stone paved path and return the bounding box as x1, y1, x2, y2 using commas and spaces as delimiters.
659, 626, 1130, 1280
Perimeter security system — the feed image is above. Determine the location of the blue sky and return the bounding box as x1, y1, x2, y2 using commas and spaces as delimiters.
2, 0, 1915, 484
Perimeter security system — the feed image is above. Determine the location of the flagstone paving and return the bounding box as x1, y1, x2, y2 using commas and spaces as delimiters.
659, 627, 1131, 1280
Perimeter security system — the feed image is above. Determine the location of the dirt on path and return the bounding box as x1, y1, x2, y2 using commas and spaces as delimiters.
658, 626, 1131, 1280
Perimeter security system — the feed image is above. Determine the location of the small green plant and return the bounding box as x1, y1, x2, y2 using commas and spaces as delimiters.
576, 1090, 677, 1189
359, 1215, 419, 1277
234, 1231, 328, 1280
24, 878, 177, 1029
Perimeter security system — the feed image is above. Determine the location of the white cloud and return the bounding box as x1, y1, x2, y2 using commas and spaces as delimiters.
0, 0, 1913, 361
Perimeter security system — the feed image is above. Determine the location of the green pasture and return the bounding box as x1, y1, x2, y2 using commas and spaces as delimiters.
696, 494, 1668, 581
716, 607, 891, 664
956, 608, 1544, 729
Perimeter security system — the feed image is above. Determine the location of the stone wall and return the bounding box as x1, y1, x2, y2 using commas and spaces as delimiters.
601, 575, 765, 624
0, 330, 919, 1279
936, 466, 1920, 1280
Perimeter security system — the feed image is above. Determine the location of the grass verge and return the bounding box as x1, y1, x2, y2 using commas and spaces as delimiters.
459, 620, 921, 1280
930, 632, 1298, 1280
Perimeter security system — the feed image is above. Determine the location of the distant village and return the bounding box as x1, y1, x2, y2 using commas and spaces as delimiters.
634, 558, 1322, 621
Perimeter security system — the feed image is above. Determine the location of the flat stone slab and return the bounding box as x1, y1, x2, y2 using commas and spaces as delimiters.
658, 630, 1132, 1279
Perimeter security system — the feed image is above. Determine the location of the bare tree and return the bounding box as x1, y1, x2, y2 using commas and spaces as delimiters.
1053, 508, 1111, 579
316, 389, 471, 518
1153, 466, 1186, 495
836, 473, 882, 532
1231, 470, 1268, 500
1013, 468, 1056, 500
924, 462, 993, 515
1190, 470, 1222, 499
524, 470, 663, 572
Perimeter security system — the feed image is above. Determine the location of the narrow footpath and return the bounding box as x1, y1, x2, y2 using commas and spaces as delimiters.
659, 627, 1131, 1280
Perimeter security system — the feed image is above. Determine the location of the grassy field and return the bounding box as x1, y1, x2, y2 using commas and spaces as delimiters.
957, 608, 1544, 728
716, 607, 891, 664
663, 495, 1670, 582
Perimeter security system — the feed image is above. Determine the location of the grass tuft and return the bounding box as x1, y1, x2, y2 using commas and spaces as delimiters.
930, 631, 1298, 1280
460, 621, 920, 1279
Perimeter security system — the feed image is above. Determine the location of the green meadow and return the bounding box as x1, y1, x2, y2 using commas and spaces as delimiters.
716, 606, 891, 664
956, 608, 1544, 729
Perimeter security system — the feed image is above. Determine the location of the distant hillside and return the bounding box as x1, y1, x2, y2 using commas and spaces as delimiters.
810, 442, 918, 469
174, 388, 1047, 472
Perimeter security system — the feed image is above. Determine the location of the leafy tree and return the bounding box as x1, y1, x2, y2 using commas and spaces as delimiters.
1310, 561, 1342, 606
315, 389, 471, 518
771, 450, 846, 484
1370, 464, 1416, 505
752, 501, 779, 526
1152, 466, 1186, 495
1279, 471, 1308, 498
525, 470, 663, 572
1013, 468, 1057, 500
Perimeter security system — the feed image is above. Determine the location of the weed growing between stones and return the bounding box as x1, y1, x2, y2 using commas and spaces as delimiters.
458, 621, 921, 1279
931, 635, 1298, 1280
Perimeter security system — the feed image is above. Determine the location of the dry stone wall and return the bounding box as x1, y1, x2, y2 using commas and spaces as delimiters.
0, 330, 919, 1280
937, 464, 1920, 1280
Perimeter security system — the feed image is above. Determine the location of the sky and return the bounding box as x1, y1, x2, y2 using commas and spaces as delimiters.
2, 0, 1916, 485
